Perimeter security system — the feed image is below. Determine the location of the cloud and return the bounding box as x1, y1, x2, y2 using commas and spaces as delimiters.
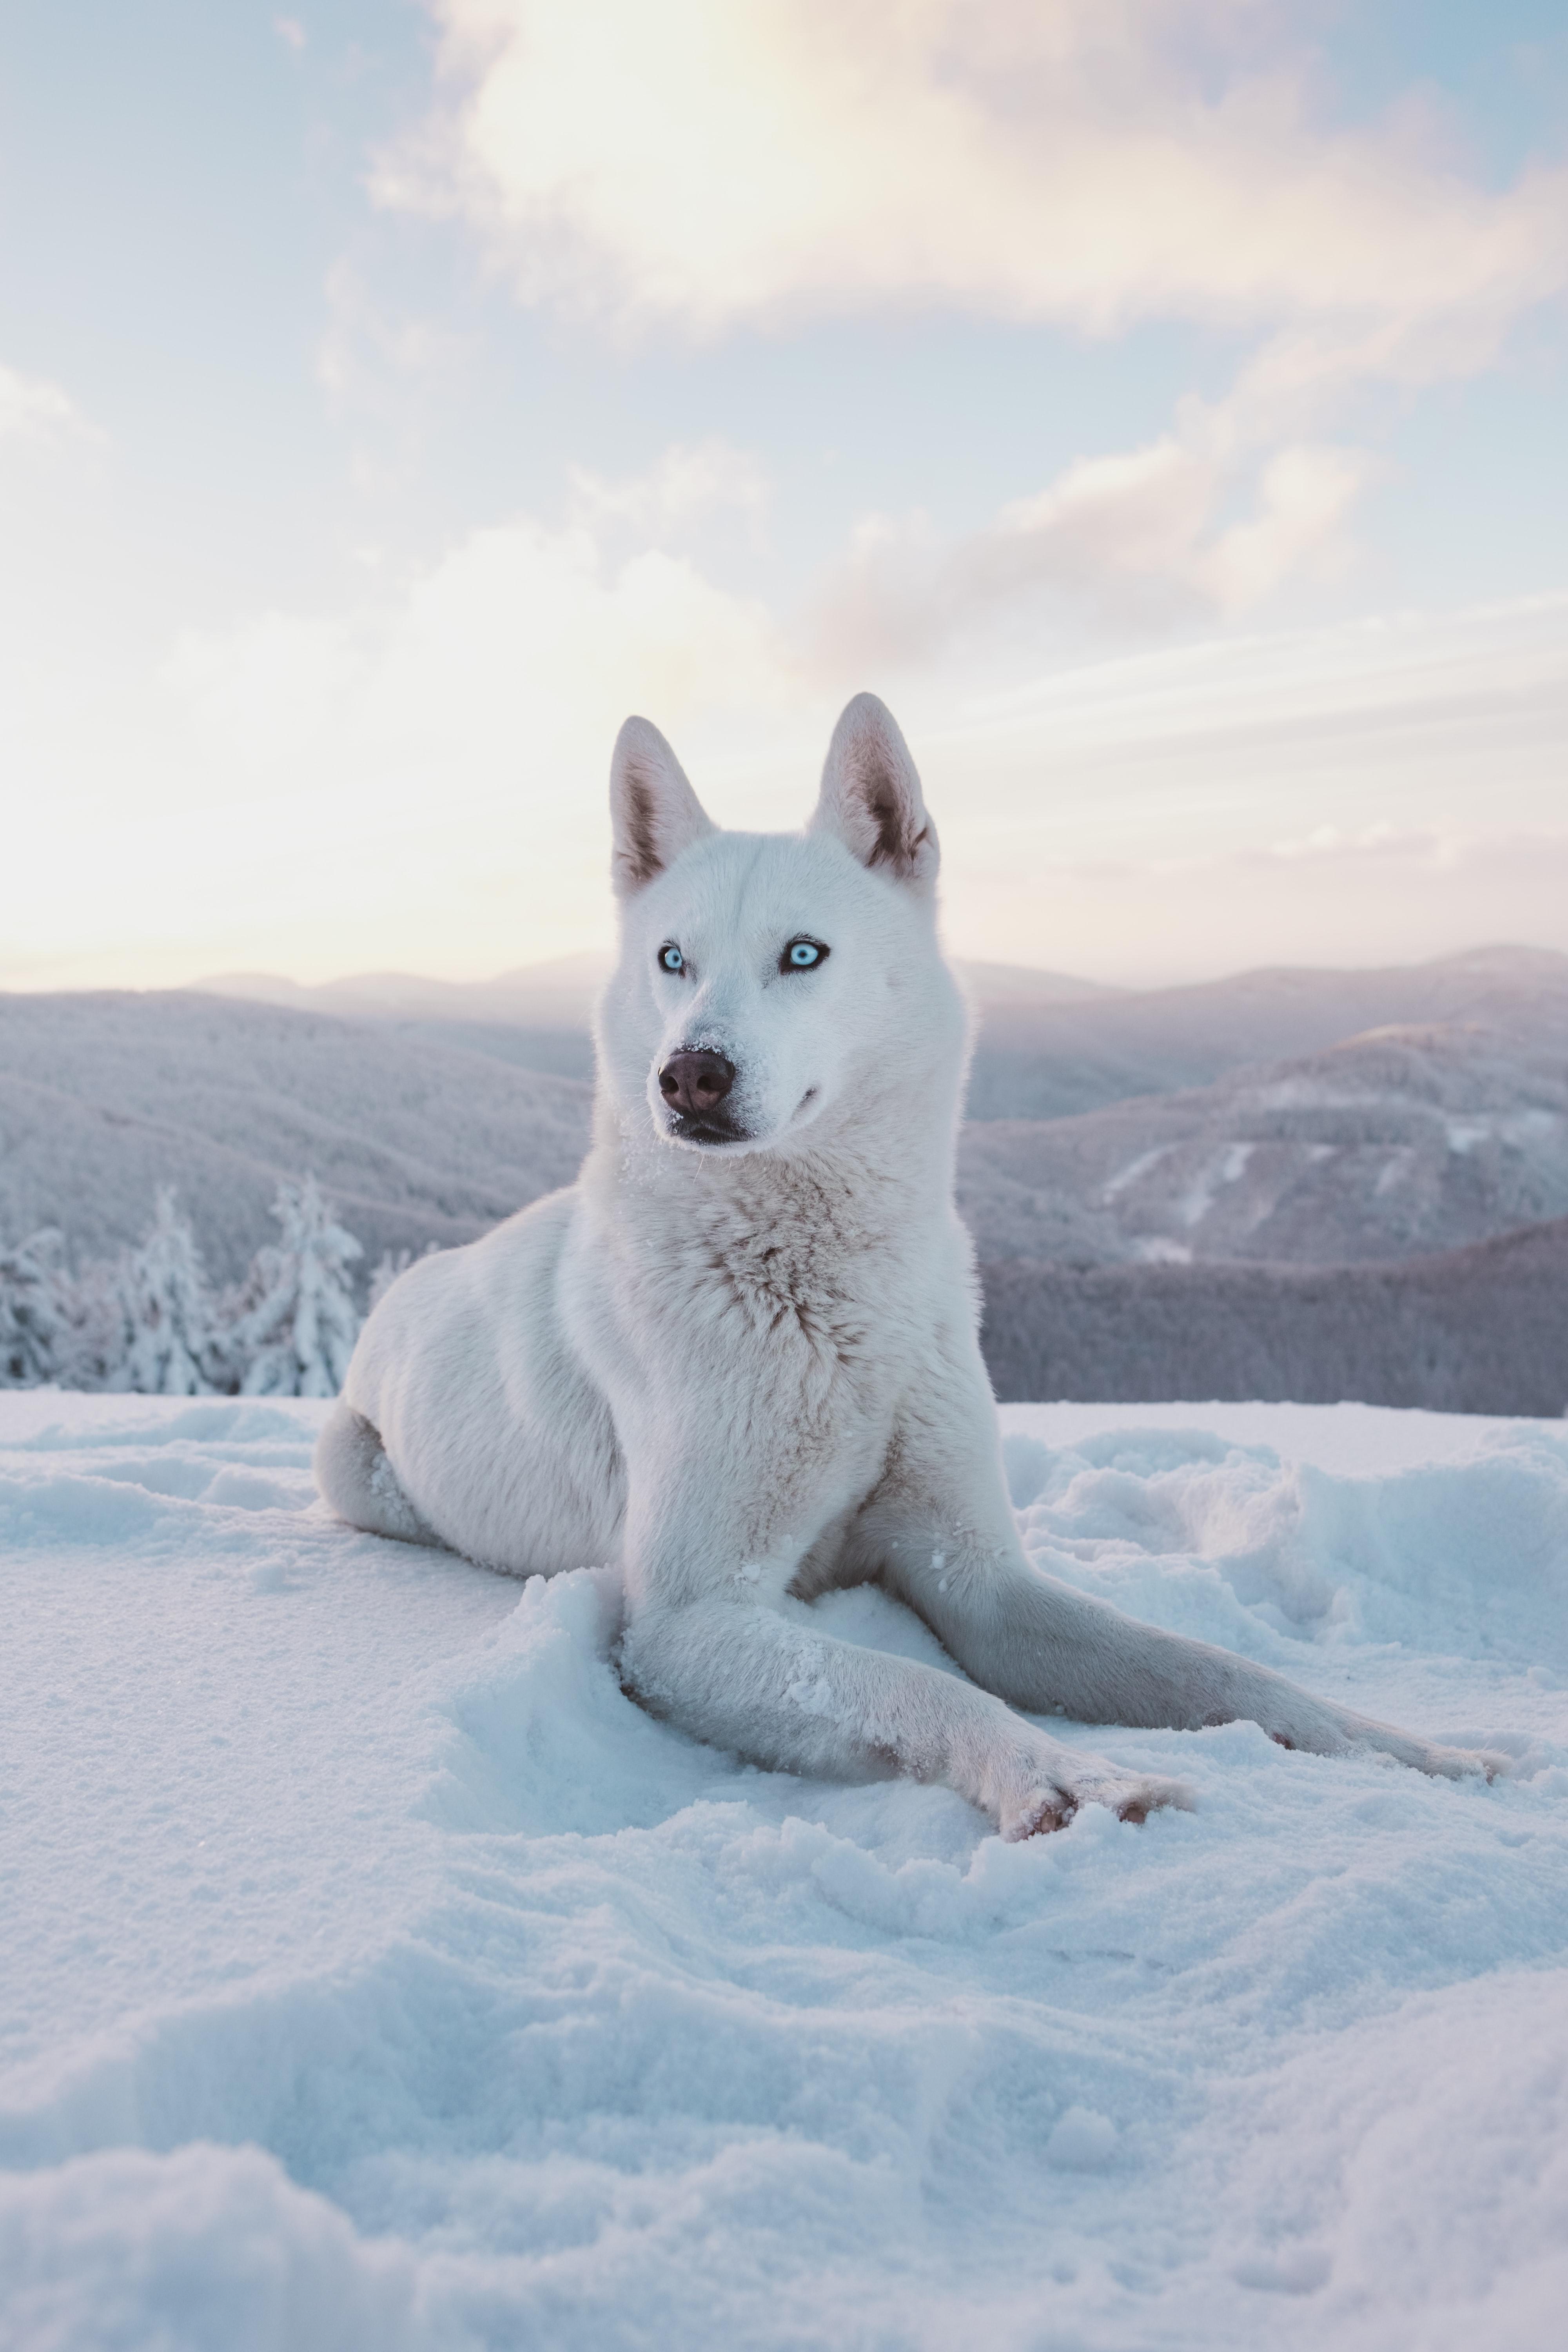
2, 482, 799, 989
0, 363, 90, 445
808, 420, 1372, 666
373, 4, 1565, 659
380, 1, 1568, 346
567, 439, 769, 543
163, 508, 783, 766
360, 5, 1568, 666
316, 261, 471, 407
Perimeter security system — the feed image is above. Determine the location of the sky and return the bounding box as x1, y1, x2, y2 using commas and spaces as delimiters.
2, 0, 1566, 992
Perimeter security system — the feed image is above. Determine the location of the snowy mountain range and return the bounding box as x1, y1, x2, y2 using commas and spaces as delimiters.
964, 944, 1568, 1120
957, 1016, 1568, 1267
199, 952, 1122, 1030
2, 949, 1565, 1306
203, 942, 1568, 1121
198, 953, 1122, 1087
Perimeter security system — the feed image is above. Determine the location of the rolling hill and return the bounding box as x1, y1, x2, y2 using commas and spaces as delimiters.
0, 992, 592, 1283
956, 1017, 1568, 1267
204, 943, 1568, 1123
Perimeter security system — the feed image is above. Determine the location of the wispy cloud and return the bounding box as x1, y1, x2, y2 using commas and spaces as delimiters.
316, 260, 472, 407
977, 827, 1568, 989
808, 426, 1371, 666
567, 440, 770, 545
0, 362, 92, 446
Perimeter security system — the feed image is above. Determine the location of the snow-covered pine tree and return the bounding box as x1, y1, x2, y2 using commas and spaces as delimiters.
366, 1241, 440, 1314
57, 1253, 133, 1392
367, 1246, 412, 1312
229, 1176, 363, 1397
0, 1227, 67, 1387
113, 1189, 222, 1396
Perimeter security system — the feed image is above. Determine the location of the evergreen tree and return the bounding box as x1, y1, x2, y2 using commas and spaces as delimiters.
366, 1241, 439, 1314
367, 1246, 412, 1312
0, 1227, 67, 1387
113, 1189, 221, 1396
57, 1254, 134, 1392
229, 1176, 363, 1397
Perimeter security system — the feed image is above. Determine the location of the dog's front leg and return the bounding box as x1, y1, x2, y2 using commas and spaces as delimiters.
613, 1470, 1188, 1834
621, 1588, 1189, 1835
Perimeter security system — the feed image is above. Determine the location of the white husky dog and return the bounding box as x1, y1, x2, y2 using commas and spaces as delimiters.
318, 695, 1502, 1835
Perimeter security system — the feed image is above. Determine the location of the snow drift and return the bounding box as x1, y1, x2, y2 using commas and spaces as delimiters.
2, 1392, 1566, 2349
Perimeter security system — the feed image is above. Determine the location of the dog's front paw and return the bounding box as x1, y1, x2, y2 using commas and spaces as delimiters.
1000, 1758, 1194, 1841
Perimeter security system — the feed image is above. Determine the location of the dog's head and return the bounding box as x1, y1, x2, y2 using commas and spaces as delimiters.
596, 694, 964, 1158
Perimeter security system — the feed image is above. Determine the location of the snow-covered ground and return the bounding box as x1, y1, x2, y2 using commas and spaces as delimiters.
4, 1392, 1566, 2351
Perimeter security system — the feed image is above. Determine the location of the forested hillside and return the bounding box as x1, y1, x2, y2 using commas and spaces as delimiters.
980, 1218, 1568, 1415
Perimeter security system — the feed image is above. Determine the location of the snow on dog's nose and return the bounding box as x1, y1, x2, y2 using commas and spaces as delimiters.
659, 1049, 741, 1142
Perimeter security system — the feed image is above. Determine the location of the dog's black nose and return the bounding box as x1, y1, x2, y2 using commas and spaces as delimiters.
659, 1049, 736, 1120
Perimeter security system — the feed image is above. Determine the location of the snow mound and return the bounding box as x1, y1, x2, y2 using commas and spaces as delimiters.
3, 1394, 1566, 2350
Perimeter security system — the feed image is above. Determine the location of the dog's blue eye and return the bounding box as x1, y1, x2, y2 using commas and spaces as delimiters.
782, 938, 828, 973
659, 944, 684, 974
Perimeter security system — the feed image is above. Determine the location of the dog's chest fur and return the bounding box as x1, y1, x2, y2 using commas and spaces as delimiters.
579, 1129, 940, 1447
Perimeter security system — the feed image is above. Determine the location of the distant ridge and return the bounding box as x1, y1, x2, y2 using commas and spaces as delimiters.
963, 942, 1568, 1120
198, 951, 613, 1030
196, 944, 1568, 1120
197, 953, 1122, 1027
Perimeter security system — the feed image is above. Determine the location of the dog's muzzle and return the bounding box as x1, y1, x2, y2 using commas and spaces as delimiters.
659, 1049, 745, 1144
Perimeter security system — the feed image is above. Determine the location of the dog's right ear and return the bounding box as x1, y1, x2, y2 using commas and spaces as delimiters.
609, 717, 716, 898
809, 693, 938, 891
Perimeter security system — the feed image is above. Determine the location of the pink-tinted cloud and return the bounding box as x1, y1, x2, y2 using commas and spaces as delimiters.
382, 2, 1568, 344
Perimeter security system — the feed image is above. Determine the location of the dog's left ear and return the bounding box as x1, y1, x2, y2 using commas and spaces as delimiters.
809, 693, 939, 891
609, 716, 716, 897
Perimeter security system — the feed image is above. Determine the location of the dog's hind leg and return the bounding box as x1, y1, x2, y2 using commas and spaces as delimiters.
314, 1400, 438, 1544
867, 1367, 1509, 1782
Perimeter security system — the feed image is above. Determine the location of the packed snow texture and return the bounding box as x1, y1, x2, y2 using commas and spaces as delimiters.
3, 1393, 1566, 2351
